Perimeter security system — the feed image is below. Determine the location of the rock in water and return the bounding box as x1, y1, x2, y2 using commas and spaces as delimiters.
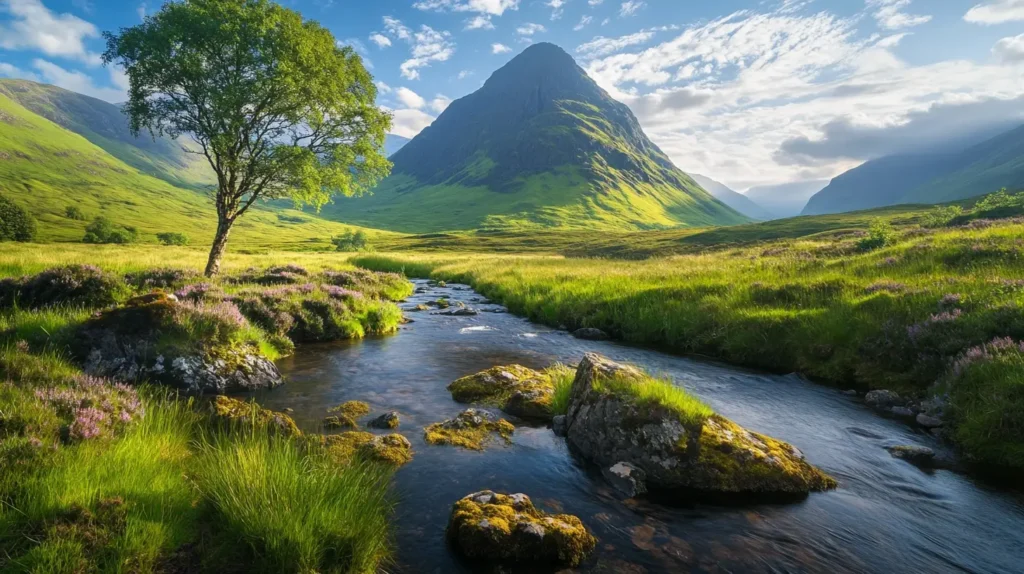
367, 411, 401, 429
563, 353, 837, 494
572, 327, 609, 341
552, 415, 568, 437
446, 490, 596, 568
916, 413, 943, 428
210, 396, 300, 437
886, 445, 936, 466
602, 462, 647, 498
424, 409, 515, 450
865, 390, 902, 409
447, 365, 555, 420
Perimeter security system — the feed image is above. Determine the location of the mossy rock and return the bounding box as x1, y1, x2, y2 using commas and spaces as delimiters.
329, 400, 371, 418
564, 353, 837, 495
447, 490, 596, 568
323, 415, 357, 430
367, 411, 401, 429
210, 396, 300, 437
424, 409, 515, 451
448, 365, 555, 421
315, 431, 413, 467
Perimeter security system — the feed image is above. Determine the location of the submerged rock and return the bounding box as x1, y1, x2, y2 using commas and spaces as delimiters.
447, 365, 555, 420
435, 307, 479, 316
209, 396, 300, 437
367, 411, 401, 429
447, 490, 596, 568
865, 390, 902, 409
563, 353, 836, 494
916, 413, 943, 428
886, 445, 937, 466
602, 462, 648, 498
552, 415, 567, 437
424, 409, 515, 450
572, 327, 609, 341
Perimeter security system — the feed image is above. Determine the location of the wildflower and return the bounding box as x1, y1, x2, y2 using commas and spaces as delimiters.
70, 407, 108, 440
865, 281, 906, 294
174, 282, 214, 301
939, 293, 963, 307
14, 340, 29, 353
907, 309, 962, 340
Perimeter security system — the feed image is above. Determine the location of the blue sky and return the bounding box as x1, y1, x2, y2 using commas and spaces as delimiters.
2, 0, 1024, 189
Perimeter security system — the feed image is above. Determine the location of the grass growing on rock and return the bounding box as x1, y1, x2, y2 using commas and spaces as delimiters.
593, 371, 714, 427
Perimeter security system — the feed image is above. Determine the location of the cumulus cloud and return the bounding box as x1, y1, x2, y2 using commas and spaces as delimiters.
492, 43, 512, 53
369, 33, 391, 48
430, 94, 452, 113
396, 87, 426, 109
620, 1, 645, 17
574, 15, 592, 31
412, 0, 519, 16
0, 0, 102, 65
464, 15, 494, 30
964, 0, 1024, 24
31, 59, 126, 101
576, 30, 657, 58
994, 33, 1024, 62
516, 23, 546, 36
389, 108, 436, 139
866, 0, 931, 30
546, 0, 567, 20
377, 17, 455, 80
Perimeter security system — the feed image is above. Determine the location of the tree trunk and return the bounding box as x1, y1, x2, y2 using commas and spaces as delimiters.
204, 217, 233, 277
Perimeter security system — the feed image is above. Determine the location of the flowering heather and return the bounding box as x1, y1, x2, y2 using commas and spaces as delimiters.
126, 268, 201, 289
174, 282, 215, 302
907, 309, 962, 340
177, 300, 248, 329
2, 264, 126, 309
259, 283, 317, 299
940, 293, 963, 307
267, 264, 309, 276
322, 285, 364, 300
953, 337, 1024, 375
864, 281, 906, 294
34, 375, 144, 441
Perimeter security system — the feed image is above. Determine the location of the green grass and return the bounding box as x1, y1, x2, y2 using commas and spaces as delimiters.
594, 371, 714, 427
548, 364, 576, 417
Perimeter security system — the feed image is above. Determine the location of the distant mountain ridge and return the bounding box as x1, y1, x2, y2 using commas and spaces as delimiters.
745, 180, 830, 218
322, 43, 746, 232
804, 123, 1024, 215
689, 174, 775, 221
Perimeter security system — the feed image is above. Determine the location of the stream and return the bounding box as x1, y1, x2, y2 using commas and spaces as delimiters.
252, 280, 1024, 573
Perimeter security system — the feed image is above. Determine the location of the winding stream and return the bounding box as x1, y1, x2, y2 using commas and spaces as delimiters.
252, 281, 1024, 573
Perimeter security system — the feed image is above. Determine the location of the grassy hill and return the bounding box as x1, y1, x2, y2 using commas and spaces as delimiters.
0, 90, 393, 250
689, 174, 775, 221
321, 43, 746, 233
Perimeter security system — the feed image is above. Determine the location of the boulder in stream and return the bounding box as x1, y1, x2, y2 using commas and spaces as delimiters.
313, 431, 413, 467
424, 409, 515, 450
446, 490, 596, 568
563, 353, 837, 495
367, 411, 401, 429
865, 390, 903, 409
209, 396, 300, 437
448, 364, 568, 421
572, 327, 609, 341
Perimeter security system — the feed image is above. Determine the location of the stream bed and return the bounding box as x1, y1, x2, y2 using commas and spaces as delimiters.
252, 281, 1024, 573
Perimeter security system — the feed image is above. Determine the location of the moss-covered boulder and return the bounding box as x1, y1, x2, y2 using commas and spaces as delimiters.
447, 490, 596, 568
210, 396, 300, 437
448, 365, 555, 420
424, 409, 514, 451
315, 431, 413, 467
563, 353, 836, 495
367, 411, 400, 429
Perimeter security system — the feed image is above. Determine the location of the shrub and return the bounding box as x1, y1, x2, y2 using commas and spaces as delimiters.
64, 205, 88, 221
857, 219, 897, 251
125, 268, 202, 290
0, 265, 129, 310
156, 232, 189, 246
921, 205, 963, 228
0, 194, 37, 242
332, 230, 372, 252
82, 217, 139, 244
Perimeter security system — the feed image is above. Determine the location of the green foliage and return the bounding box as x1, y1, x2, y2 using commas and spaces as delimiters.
333, 229, 372, 252
104, 0, 391, 274
921, 205, 964, 228
156, 231, 190, 246
0, 193, 37, 242
857, 219, 897, 251
973, 188, 1024, 212
83, 216, 139, 244
594, 371, 714, 427
64, 205, 88, 221
548, 364, 576, 416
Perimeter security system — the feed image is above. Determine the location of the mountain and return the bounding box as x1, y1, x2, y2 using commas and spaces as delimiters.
803, 124, 1024, 215
689, 174, 774, 221
0, 79, 214, 190
0, 88, 385, 248
745, 180, 830, 218
384, 134, 410, 157
322, 43, 746, 232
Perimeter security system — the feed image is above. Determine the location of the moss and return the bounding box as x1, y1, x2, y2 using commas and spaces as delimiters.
209, 396, 300, 437
446, 490, 596, 567
313, 431, 413, 467
424, 409, 514, 451
694, 415, 837, 493
322, 415, 357, 430
329, 400, 371, 418
448, 365, 558, 420
316, 431, 374, 464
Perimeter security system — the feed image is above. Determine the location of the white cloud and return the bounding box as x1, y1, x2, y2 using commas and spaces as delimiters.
589, 0, 604, 5
516, 23, 546, 36
464, 15, 494, 30
369, 33, 392, 48
582, 7, 1024, 189
379, 17, 455, 80
457, 69, 473, 79
574, 15, 593, 31
867, 0, 931, 30
396, 87, 426, 109
71, 0, 92, 14
136, 2, 145, 21
30, 58, 126, 102
0, 61, 38, 81
965, 0, 1024, 24
0, 0, 102, 65
492, 43, 512, 53
430, 94, 452, 113
389, 107, 436, 138
546, 0, 567, 20
577, 30, 657, 57
994, 33, 1024, 62
619, 1, 645, 17
375, 81, 392, 93
412, 0, 520, 16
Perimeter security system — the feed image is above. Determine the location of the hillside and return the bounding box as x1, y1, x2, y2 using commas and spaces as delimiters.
744, 180, 829, 218
689, 174, 774, 220
0, 90, 390, 249
804, 123, 1024, 215
384, 134, 410, 157
321, 43, 746, 233
0, 79, 214, 190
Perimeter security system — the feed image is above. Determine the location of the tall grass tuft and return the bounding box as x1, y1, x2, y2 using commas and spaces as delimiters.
547, 363, 576, 416
594, 372, 714, 427
194, 428, 393, 573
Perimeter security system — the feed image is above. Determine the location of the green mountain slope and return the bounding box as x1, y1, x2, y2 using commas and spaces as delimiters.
803, 123, 1024, 215
0, 79, 214, 190
322, 43, 747, 233
0, 91, 389, 249
689, 174, 774, 221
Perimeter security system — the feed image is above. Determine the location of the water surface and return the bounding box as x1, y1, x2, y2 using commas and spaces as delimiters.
253, 281, 1024, 573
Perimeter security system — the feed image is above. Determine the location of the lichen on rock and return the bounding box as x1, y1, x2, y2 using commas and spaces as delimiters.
209, 396, 299, 437
424, 409, 514, 450
563, 353, 836, 495
447, 365, 556, 420
367, 411, 401, 429
446, 490, 596, 568
329, 400, 371, 418
314, 431, 413, 467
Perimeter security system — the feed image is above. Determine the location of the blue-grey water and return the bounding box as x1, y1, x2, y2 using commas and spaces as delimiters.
252, 281, 1024, 573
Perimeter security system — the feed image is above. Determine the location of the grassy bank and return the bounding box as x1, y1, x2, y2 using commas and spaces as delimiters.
355, 197, 1024, 472
0, 257, 410, 571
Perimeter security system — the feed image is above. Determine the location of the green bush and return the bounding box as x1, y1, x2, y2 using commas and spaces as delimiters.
156, 232, 190, 246
0, 194, 37, 242
921, 205, 963, 228
332, 230, 372, 252
82, 216, 139, 244
857, 219, 897, 251
64, 205, 88, 221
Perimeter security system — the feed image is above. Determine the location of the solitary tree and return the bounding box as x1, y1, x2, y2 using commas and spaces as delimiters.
103, 0, 391, 276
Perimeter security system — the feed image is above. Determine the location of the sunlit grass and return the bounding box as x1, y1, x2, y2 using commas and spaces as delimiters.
595, 372, 713, 427
547, 363, 576, 417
